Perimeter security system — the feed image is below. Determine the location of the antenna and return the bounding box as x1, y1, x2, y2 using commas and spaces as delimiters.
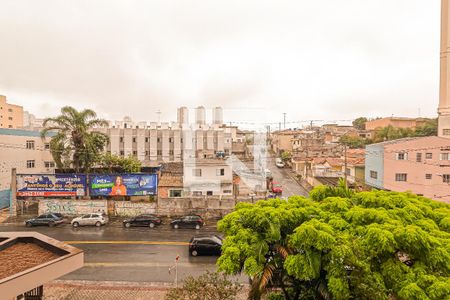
156, 110, 161, 123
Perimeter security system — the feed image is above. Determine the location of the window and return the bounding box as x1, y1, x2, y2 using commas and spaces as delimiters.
216, 168, 225, 176
441, 153, 450, 160
443, 174, 450, 183
157, 150, 162, 156
26, 140, 35, 150
443, 129, 450, 136
395, 173, 407, 182
193, 169, 202, 177
26, 160, 35, 168
169, 189, 182, 197
169, 150, 174, 155
120, 150, 124, 156
396, 152, 407, 160
192, 191, 202, 196
206, 191, 213, 196
119, 137, 124, 143
133, 150, 137, 156
425, 153, 432, 159
44, 161, 55, 168
8, 125, 12, 128
157, 138, 161, 143
8, 117, 12, 120
345, 168, 351, 175
370, 170, 378, 179
145, 151, 150, 156
169, 137, 173, 143
416, 153, 422, 162
132, 137, 136, 143
44, 143, 50, 150
8, 108, 12, 112
145, 137, 149, 143
425, 174, 432, 180
223, 190, 232, 194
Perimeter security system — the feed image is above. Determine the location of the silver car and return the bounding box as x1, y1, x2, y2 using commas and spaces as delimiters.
71, 213, 108, 227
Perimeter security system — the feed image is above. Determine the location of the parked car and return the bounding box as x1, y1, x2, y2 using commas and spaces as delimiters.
171, 215, 204, 229
264, 168, 272, 178
275, 158, 285, 168
25, 214, 64, 227
52, 213, 64, 220
189, 235, 222, 256
271, 182, 283, 194
123, 214, 162, 228
71, 213, 108, 228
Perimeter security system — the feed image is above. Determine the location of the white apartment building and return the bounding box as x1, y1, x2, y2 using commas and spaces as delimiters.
0, 128, 55, 190
183, 159, 233, 196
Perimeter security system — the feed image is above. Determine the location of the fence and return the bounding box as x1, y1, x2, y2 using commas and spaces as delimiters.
0, 189, 11, 210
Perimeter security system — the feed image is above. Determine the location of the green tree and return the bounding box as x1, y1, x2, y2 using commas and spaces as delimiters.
165, 271, 241, 300
41, 106, 109, 172
414, 119, 438, 137
217, 188, 450, 300
281, 151, 292, 162
98, 153, 142, 173
339, 135, 367, 149
352, 117, 368, 130
373, 125, 414, 143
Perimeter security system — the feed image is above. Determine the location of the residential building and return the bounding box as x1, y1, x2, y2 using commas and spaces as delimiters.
0, 95, 23, 129
365, 136, 450, 203
0, 128, 55, 190
271, 129, 301, 155
365, 117, 429, 131
212, 107, 223, 125
183, 159, 233, 196
439, 0, 450, 137
177, 106, 189, 125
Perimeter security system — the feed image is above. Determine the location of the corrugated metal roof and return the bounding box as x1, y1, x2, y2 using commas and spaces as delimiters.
0, 128, 56, 137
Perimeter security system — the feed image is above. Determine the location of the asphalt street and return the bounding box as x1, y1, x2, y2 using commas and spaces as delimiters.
265, 157, 309, 197
0, 223, 244, 283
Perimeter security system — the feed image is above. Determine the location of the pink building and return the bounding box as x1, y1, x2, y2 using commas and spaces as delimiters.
365, 136, 450, 203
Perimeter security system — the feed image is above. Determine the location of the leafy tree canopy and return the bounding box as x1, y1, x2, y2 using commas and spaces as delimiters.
217, 187, 450, 300
339, 135, 367, 149
352, 117, 368, 130
97, 153, 142, 173
281, 151, 292, 162
165, 271, 241, 300
41, 106, 109, 172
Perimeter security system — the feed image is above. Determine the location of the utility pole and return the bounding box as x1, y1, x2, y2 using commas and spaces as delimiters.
156, 110, 161, 123
283, 113, 286, 129
343, 144, 348, 188
279, 122, 281, 131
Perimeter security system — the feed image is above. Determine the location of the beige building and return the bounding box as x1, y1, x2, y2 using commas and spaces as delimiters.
0, 128, 55, 190
439, 0, 450, 137
0, 95, 23, 129
365, 117, 429, 131
183, 159, 233, 196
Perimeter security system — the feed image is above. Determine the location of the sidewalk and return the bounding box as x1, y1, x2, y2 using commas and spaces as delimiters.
43, 280, 249, 300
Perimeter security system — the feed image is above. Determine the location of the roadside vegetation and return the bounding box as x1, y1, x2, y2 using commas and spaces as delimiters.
217, 183, 450, 300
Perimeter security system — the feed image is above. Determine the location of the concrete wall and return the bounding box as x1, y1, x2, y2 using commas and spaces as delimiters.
114, 201, 157, 216
39, 199, 107, 215
365, 143, 385, 189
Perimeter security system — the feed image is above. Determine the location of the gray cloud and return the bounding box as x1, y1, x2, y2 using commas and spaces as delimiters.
0, 0, 441, 127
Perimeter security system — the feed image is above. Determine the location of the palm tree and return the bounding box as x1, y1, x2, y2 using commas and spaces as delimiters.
41, 106, 109, 172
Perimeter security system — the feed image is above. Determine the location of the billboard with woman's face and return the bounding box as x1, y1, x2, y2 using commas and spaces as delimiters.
89, 174, 158, 196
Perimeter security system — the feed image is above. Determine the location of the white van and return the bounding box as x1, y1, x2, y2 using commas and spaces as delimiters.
264, 169, 272, 178
276, 158, 285, 168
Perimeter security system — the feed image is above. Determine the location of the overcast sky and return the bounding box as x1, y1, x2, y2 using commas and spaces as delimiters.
0, 0, 441, 129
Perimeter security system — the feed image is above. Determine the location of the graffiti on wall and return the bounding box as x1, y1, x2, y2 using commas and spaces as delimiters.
39, 200, 107, 215
114, 201, 156, 217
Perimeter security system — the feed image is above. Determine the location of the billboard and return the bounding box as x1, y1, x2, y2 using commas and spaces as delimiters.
89, 174, 158, 196
16, 174, 87, 197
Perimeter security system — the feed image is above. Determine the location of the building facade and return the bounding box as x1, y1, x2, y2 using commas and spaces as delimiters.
0, 95, 23, 129
0, 128, 55, 190
439, 0, 450, 137
365, 117, 429, 131
365, 136, 450, 203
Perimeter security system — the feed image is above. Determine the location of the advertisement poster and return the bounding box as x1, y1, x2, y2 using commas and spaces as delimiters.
90, 174, 158, 196
16, 174, 87, 197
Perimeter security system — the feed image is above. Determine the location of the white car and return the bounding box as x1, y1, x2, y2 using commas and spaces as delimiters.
275, 158, 285, 168
71, 213, 108, 227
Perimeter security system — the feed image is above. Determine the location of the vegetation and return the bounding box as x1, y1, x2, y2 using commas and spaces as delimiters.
98, 153, 142, 173
339, 135, 368, 149
41, 106, 109, 172
165, 271, 241, 300
352, 117, 368, 130
217, 185, 450, 300
281, 151, 292, 162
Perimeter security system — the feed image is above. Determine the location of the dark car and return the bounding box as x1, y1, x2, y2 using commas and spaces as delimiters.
189, 235, 222, 256
171, 215, 204, 229
25, 214, 64, 227
123, 214, 162, 228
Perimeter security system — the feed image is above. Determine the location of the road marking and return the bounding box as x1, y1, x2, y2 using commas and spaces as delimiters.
83, 262, 216, 268
64, 241, 189, 246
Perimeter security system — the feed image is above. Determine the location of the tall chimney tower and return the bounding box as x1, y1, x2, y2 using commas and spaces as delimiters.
195, 106, 206, 125
212, 106, 223, 125
439, 0, 450, 137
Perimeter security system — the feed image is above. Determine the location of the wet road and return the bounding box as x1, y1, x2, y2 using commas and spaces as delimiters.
0, 222, 242, 283
266, 157, 309, 197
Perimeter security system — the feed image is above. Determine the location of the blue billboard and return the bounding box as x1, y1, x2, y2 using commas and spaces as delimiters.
89, 174, 158, 196
16, 174, 87, 197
